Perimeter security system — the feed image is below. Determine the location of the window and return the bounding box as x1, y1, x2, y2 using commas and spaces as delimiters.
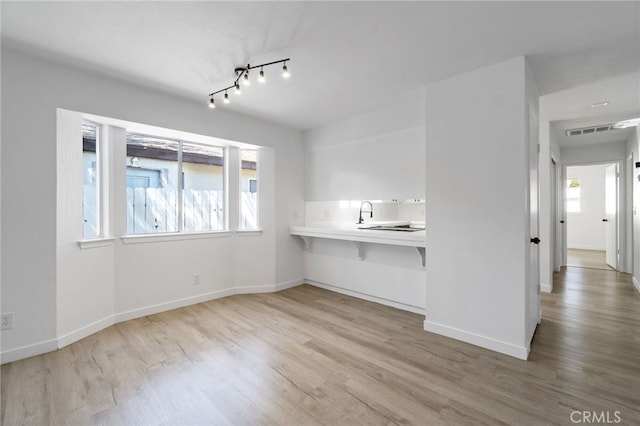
82, 122, 100, 239
126, 133, 225, 235
566, 178, 581, 213
181, 142, 225, 232
240, 149, 258, 229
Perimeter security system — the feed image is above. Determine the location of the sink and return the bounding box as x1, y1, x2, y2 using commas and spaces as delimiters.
358, 224, 425, 232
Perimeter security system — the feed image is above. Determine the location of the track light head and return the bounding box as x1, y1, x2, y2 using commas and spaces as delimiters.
209, 97, 215, 109
258, 67, 266, 83
243, 71, 250, 86
282, 62, 290, 78
235, 82, 241, 95
224, 91, 230, 104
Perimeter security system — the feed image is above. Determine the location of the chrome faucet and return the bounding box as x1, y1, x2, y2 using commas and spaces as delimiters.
357, 201, 373, 224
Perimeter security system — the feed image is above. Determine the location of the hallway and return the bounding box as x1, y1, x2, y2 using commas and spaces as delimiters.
535, 266, 640, 423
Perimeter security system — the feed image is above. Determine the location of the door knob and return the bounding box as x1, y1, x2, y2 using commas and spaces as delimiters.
530, 237, 540, 244
602, 219, 608, 222
560, 220, 565, 224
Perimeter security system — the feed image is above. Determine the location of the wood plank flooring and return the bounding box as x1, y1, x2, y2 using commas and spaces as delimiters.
566, 248, 613, 271
2, 269, 639, 425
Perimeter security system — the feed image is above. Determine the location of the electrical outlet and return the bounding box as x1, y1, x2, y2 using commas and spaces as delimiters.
1, 313, 14, 330
193, 273, 201, 285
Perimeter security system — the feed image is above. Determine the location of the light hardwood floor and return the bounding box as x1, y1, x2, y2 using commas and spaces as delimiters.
2, 269, 639, 425
566, 248, 612, 271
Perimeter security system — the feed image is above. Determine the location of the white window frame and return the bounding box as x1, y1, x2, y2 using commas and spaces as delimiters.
239, 149, 259, 230
82, 120, 107, 240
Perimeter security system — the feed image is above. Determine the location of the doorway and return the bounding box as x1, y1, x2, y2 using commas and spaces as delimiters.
565, 163, 618, 271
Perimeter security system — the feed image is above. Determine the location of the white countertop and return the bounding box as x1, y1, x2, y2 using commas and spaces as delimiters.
289, 221, 426, 248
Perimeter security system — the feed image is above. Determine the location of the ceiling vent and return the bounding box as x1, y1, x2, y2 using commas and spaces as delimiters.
565, 124, 615, 136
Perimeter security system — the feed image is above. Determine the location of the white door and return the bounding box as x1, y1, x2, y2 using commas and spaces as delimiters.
527, 109, 541, 347
605, 163, 618, 269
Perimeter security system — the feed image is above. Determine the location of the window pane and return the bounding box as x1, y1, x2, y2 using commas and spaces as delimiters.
240, 149, 258, 229
182, 142, 225, 232
82, 122, 99, 238
126, 134, 180, 234
566, 179, 581, 213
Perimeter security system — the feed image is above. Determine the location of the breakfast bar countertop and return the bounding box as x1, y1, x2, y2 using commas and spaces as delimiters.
289, 221, 426, 248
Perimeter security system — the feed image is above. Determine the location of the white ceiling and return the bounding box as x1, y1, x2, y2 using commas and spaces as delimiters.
2, 1, 639, 135
544, 71, 640, 148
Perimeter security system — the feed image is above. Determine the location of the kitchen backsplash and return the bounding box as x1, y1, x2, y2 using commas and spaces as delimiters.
305, 199, 425, 227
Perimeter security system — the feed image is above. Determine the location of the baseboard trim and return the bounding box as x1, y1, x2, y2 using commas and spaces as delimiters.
275, 278, 305, 292
633, 276, 639, 294
541, 283, 552, 293
236, 278, 304, 294
235, 285, 277, 294
1, 338, 58, 365
306, 280, 426, 315
423, 319, 529, 360
57, 315, 115, 349
115, 288, 236, 323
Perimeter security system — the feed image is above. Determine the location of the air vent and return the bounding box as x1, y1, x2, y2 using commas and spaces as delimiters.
565, 124, 616, 136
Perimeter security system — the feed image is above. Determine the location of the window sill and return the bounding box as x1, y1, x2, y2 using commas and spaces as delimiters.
121, 230, 232, 245
78, 237, 116, 250
235, 229, 263, 236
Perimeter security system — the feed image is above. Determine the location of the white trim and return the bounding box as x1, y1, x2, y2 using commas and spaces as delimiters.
541, 283, 552, 293
1, 338, 58, 365
306, 279, 426, 315
423, 319, 529, 360
114, 288, 236, 323
275, 278, 304, 292
235, 229, 263, 236
633, 276, 640, 294
235, 278, 304, 294
121, 230, 232, 245
57, 315, 115, 349
235, 285, 276, 294
78, 237, 115, 249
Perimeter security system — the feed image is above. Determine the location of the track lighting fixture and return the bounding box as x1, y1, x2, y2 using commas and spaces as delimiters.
207, 58, 290, 109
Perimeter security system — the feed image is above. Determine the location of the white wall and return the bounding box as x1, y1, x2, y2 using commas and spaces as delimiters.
303, 241, 426, 313
57, 111, 117, 347
304, 97, 425, 201
1, 47, 305, 363
561, 141, 628, 165
565, 165, 608, 250
300, 98, 427, 313
424, 57, 533, 360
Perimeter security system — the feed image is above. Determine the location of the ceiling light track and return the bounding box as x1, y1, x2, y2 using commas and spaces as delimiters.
207, 58, 290, 108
